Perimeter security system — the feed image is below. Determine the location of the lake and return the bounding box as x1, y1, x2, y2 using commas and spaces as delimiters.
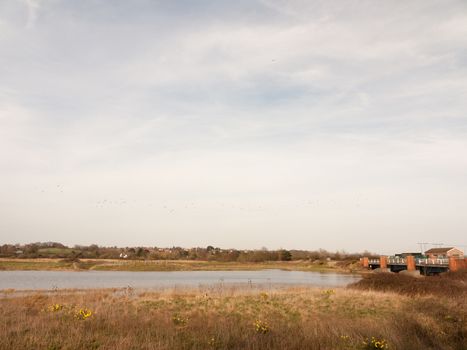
0, 270, 361, 290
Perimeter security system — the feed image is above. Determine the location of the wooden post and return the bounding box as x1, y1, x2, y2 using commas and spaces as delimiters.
379, 256, 387, 269
406, 255, 415, 271
362, 257, 369, 268
449, 257, 458, 272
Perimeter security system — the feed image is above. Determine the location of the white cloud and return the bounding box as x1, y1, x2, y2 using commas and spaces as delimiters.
24, 0, 41, 28
0, 0, 466, 252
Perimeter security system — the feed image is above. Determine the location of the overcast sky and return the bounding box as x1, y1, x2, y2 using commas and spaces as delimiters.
1, 0, 466, 254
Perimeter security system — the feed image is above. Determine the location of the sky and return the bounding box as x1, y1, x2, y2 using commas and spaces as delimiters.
1, 0, 466, 254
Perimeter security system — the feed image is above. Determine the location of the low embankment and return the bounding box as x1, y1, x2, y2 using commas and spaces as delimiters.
0, 258, 361, 272
350, 269, 467, 297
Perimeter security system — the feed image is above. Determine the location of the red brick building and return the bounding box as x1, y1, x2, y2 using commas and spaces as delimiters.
424, 247, 464, 259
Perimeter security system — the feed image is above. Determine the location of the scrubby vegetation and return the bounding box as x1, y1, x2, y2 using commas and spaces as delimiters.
350, 270, 467, 297
0, 242, 370, 272
1, 271, 465, 350
0, 242, 371, 262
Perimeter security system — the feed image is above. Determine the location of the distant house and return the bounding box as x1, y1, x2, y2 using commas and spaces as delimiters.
424, 247, 464, 259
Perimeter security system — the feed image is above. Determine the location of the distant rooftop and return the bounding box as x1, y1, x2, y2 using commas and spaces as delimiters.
424, 247, 456, 254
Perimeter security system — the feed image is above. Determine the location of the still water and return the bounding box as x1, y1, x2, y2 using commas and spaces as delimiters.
0, 270, 360, 290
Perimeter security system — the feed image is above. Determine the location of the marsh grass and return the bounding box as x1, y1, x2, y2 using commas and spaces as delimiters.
350, 270, 467, 297
1, 281, 465, 350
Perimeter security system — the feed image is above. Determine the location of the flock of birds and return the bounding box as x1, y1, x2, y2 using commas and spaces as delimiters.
34, 184, 368, 214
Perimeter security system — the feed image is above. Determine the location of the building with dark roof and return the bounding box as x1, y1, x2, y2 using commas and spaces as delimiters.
424, 247, 464, 258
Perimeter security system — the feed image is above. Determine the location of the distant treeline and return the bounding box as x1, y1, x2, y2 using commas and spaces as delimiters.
0, 242, 373, 262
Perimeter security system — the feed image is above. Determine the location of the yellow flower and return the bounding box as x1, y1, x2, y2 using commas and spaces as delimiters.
75, 308, 93, 320
363, 336, 389, 349
207, 336, 218, 347
48, 304, 64, 312
254, 320, 270, 334
172, 314, 187, 326
321, 289, 335, 296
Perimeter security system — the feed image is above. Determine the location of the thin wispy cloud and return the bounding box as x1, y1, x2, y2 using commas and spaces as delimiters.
0, 0, 466, 253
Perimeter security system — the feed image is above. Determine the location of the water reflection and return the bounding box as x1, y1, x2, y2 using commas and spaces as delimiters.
0, 270, 361, 290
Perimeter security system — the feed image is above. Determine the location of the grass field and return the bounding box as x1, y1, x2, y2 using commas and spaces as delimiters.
1, 271, 465, 350
37, 248, 77, 256
0, 258, 360, 272
0, 259, 75, 270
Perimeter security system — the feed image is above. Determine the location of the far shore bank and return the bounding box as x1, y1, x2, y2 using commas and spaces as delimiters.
0, 258, 363, 273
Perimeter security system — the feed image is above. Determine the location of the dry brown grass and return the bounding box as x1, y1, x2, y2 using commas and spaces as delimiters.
350, 270, 467, 298
1, 283, 465, 350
